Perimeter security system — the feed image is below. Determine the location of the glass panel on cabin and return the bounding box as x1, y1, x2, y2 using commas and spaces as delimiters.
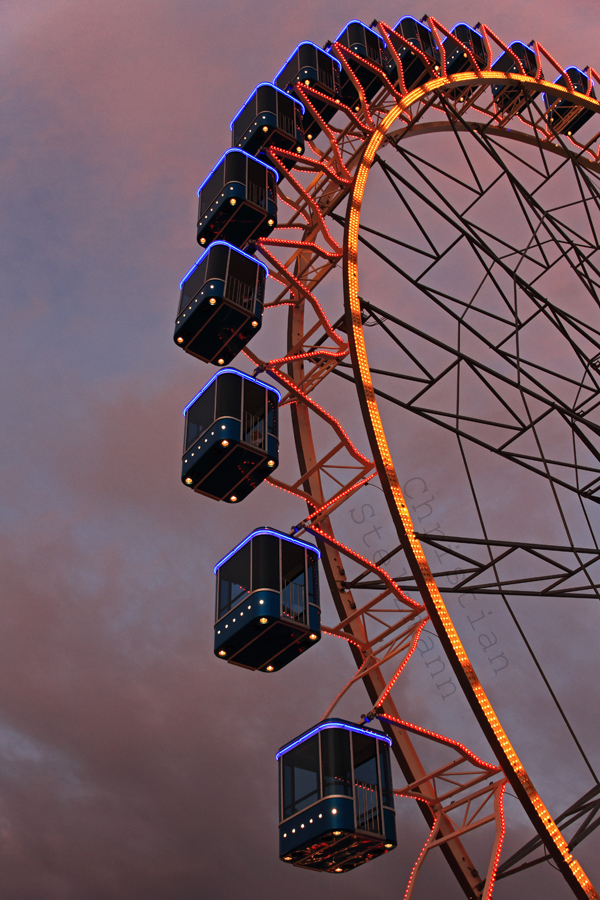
352, 732, 381, 833
217, 540, 251, 618
216, 373, 242, 420
267, 391, 278, 436
365, 30, 381, 63
267, 170, 277, 205
306, 553, 319, 606
282, 735, 320, 818
399, 18, 417, 40
247, 157, 267, 208
281, 540, 306, 622
318, 53, 334, 91
242, 379, 266, 448
233, 97, 257, 143
225, 151, 246, 185
278, 92, 296, 135
225, 251, 256, 310
252, 534, 280, 591
471, 31, 485, 61
206, 243, 229, 281
378, 742, 393, 808
184, 383, 216, 451
179, 258, 208, 314
299, 43, 317, 69
277, 56, 297, 90
322, 728, 352, 797
348, 23, 363, 46
200, 161, 225, 215
421, 24, 435, 55
257, 84, 277, 114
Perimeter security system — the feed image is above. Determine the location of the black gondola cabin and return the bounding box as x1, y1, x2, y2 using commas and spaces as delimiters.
275, 41, 342, 142
214, 527, 321, 671
231, 83, 305, 170
174, 242, 267, 365
182, 369, 279, 502
277, 719, 397, 873
331, 20, 387, 107
196, 149, 278, 249
385, 16, 440, 93
491, 41, 541, 116
545, 67, 597, 136
441, 23, 487, 102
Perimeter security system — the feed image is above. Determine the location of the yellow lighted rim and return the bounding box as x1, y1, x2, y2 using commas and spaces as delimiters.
345, 70, 599, 899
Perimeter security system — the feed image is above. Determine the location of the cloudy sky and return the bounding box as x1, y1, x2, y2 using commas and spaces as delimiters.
2, 0, 600, 898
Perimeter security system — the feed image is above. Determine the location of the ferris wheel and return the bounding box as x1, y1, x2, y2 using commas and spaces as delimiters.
174, 14, 600, 900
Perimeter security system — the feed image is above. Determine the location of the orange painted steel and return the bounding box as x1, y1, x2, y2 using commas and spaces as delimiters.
342, 69, 600, 900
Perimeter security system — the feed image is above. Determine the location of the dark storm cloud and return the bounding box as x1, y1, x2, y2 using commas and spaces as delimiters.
1, 0, 600, 897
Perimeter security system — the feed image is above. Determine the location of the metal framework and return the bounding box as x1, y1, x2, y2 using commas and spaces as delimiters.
209, 15, 600, 899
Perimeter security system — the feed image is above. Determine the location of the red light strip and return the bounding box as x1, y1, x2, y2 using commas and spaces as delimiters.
376, 712, 498, 771
267, 370, 372, 467
320, 626, 364, 650
403, 814, 440, 900
303, 472, 376, 522
265, 476, 319, 510
532, 41, 571, 86
305, 523, 424, 612
376, 619, 428, 704
485, 782, 508, 900
256, 245, 345, 347
267, 154, 343, 253
258, 237, 341, 261
266, 348, 348, 369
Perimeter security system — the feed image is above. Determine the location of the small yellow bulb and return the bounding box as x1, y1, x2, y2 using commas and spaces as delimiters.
209, 297, 217, 305
307, 133, 313, 140
218, 650, 227, 657
333, 831, 341, 836
304, 79, 310, 86
284, 856, 292, 861
185, 477, 193, 485
334, 868, 343, 873
199, 237, 206, 244
221, 439, 229, 447
384, 843, 393, 849
217, 358, 225, 365
251, 320, 259, 327
230, 198, 237, 206
260, 617, 268, 625
266, 665, 274, 671
309, 633, 318, 641
267, 218, 275, 226
296, 145, 302, 152
230, 495, 237, 502
262, 125, 269, 132
176, 336, 184, 343
267, 459, 275, 467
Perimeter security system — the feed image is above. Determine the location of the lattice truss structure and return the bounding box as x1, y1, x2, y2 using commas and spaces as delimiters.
239, 17, 600, 900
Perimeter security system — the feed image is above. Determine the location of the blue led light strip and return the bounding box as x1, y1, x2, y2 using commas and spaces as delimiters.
333, 19, 386, 47
179, 241, 269, 290
182, 368, 281, 418
276, 721, 392, 760
273, 40, 342, 85
196, 148, 280, 198
230, 82, 306, 130
214, 527, 321, 574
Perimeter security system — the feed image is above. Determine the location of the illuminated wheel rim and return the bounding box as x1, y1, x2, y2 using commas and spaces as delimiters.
207, 18, 600, 899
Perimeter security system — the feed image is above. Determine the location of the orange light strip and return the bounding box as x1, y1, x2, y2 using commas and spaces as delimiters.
345, 81, 599, 899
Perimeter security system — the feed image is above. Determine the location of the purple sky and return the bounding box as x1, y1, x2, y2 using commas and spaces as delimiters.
2, 1, 600, 898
